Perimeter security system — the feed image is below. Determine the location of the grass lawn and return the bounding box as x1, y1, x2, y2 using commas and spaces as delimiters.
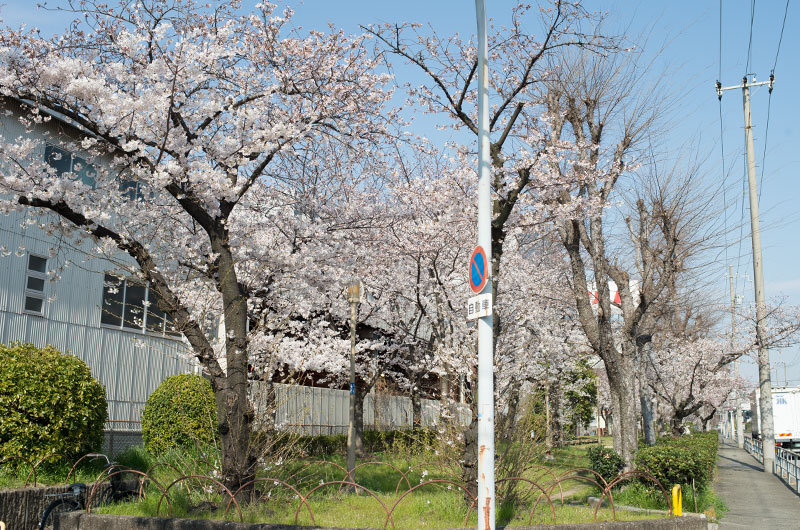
3, 435, 725, 526
97, 483, 662, 528
87, 440, 664, 527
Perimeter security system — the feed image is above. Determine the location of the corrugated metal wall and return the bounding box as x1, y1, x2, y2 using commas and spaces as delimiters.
0, 207, 197, 428
252, 381, 471, 435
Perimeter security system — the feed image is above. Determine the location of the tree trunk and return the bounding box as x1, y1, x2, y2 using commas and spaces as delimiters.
460, 418, 478, 502
545, 376, 553, 450
550, 377, 562, 447
214, 235, 256, 500
671, 415, 685, 436
501, 379, 522, 439
355, 383, 365, 456
215, 380, 256, 498
639, 374, 656, 445
606, 359, 638, 470
460, 371, 478, 503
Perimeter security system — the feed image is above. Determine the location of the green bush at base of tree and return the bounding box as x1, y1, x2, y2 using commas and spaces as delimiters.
634, 431, 719, 489
141, 374, 217, 455
0, 342, 107, 464
587, 445, 624, 485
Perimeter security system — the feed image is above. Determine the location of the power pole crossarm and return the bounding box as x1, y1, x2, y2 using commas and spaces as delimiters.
716, 74, 775, 99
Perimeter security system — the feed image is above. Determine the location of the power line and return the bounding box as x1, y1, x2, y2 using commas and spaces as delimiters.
719, 0, 723, 82
773, 0, 790, 73
719, 0, 728, 265
758, 88, 772, 203
746, 0, 756, 73
757, 0, 789, 203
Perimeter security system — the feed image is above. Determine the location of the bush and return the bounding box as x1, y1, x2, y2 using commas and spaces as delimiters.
587, 445, 624, 485
634, 431, 719, 489
0, 342, 107, 464
141, 374, 217, 455
586, 445, 624, 482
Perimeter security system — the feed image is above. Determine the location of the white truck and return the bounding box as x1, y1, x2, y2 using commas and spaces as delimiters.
750, 386, 800, 449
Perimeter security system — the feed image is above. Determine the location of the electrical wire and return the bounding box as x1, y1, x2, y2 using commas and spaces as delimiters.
719, 0, 723, 82
758, 90, 772, 203
757, 0, 789, 203
735, 146, 747, 294
773, 0, 790, 73
746, 0, 756, 74
719, 0, 729, 266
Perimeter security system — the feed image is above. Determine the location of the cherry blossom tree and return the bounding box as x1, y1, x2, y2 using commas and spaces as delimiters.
537, 44, 730, 467
0, 0, 393, 494
365, 0, 616, 493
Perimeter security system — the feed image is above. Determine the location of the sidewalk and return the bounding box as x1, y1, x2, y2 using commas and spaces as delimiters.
715, 439, 800, 529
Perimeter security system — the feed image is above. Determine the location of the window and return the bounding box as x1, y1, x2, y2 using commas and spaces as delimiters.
101, 274, 179, 337
45, 145, 96, 188
119, 179, 146, 201
24, 254, 47, 314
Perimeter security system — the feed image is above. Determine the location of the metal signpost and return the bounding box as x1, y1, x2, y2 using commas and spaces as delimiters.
474, 1, 495, 528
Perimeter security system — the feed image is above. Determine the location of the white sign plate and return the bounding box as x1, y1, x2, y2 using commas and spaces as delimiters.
466, 293, 492, 320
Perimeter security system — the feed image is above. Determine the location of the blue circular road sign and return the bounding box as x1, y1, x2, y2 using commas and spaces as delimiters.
469, 246, 489, 293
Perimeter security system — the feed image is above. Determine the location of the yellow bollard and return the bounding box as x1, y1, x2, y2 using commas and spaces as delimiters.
672, 484, 682, 516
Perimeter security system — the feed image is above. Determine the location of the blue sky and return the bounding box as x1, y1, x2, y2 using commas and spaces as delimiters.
3, 0, 798, 386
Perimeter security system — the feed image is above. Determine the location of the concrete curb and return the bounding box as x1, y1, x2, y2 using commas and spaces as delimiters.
57, 511, 712, 529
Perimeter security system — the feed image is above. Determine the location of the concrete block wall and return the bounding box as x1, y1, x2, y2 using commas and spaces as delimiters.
0, 483, 72, 529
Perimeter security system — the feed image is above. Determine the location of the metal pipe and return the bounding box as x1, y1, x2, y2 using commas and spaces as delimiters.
346, 282, 360, 486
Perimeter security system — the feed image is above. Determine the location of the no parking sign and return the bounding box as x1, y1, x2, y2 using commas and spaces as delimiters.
469, 245, 489, 294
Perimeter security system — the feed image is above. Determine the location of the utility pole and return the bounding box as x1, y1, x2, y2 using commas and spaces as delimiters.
717, 74, 775, 472
729, 266, 744, 448
346, 282, 360, 487
475, 1, 495, 527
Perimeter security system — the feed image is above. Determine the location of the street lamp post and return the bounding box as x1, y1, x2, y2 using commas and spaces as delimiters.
346, 282, 360, 487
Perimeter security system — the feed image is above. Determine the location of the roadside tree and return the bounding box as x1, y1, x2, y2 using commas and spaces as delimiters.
0, 0, 392, 495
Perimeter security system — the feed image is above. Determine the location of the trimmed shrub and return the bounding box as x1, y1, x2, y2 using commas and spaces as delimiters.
587, 445, 624, 485
634, 431, 719, 489
141, 374, 217, 455
0, 342, 107, 463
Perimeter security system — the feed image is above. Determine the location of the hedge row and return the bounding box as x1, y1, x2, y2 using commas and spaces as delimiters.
634, 431, 719, 488
296, 428, 438, 456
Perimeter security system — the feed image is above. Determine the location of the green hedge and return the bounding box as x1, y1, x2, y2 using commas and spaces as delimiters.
141, 374, 217, 455
634, 431, 719, 489
0, 343, 107, 463
587, 445, 624, 484
295, 429, 438, 456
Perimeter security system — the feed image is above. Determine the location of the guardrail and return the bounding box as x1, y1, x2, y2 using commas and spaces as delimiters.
775, 446, 800, 492
744, 436, 763, 462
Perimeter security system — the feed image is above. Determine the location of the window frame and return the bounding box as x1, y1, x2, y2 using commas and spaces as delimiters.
44, 144, 97, 189
100, 273, 180, 339
23, 253, 48, 316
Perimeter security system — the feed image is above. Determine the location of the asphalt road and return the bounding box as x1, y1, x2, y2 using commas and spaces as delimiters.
716, 439, 800, 529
